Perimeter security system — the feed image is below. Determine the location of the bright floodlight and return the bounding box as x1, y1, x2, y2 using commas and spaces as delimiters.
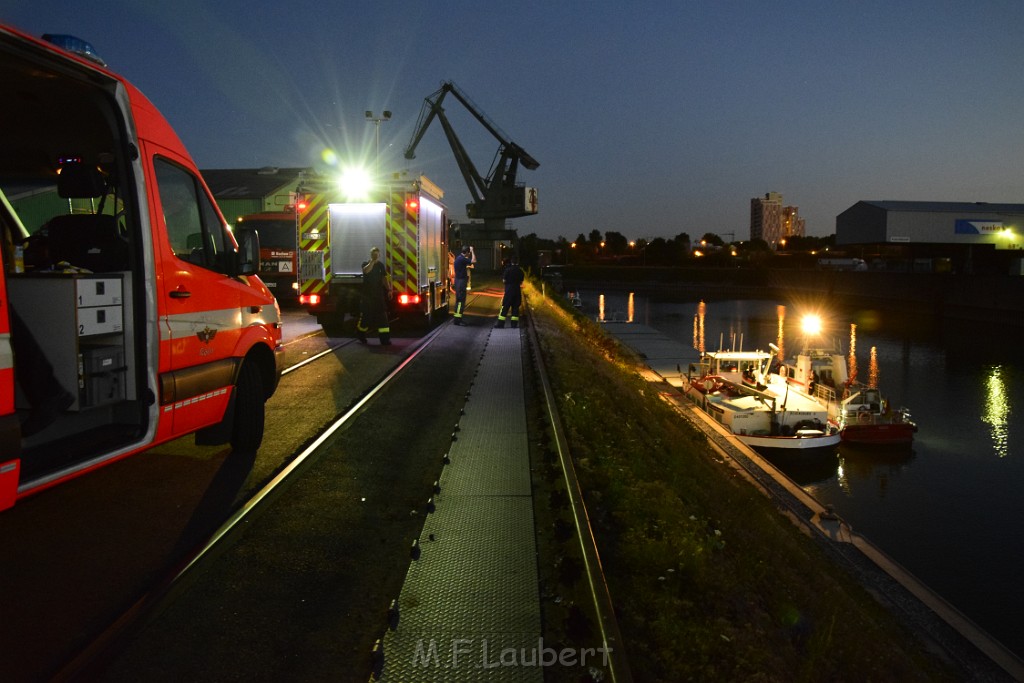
338, 167, 373, 199
801, 314, 823, 336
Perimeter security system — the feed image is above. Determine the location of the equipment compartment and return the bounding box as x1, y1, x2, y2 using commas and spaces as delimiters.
9, 273, 131, 412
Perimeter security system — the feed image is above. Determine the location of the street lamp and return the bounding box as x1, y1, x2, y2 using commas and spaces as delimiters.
365, 110, 392, 179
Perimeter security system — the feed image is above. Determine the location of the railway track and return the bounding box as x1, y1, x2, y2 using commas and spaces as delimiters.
52, 321, 446, 680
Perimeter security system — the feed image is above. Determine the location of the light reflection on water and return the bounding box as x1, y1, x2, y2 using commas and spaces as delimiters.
983, 366, 1010, 458
584, 290, 1024, 659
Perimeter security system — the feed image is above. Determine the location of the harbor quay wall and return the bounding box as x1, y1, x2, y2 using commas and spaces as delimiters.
548, 266, 1024, 326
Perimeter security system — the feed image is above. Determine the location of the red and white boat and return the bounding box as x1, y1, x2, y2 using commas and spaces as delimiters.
768, 345, 916, 447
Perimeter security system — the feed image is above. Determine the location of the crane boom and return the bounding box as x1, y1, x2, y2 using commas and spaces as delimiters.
404, 81, 538, 225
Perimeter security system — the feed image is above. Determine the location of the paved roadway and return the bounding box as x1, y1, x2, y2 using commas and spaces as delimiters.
0, 288, 505, 681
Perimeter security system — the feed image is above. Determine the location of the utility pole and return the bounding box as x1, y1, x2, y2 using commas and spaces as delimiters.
365, 110, 392, 179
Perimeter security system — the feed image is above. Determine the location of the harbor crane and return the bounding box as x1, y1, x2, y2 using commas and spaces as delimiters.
404, 81, 539, 235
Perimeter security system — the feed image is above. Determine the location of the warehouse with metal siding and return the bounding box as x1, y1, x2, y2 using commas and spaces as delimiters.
836, 201, 1024, 274
837, 200, 1024, 247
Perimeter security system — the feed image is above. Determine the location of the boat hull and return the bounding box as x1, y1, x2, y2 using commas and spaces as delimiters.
736, 432, 841, 459
840, 422, 917, 445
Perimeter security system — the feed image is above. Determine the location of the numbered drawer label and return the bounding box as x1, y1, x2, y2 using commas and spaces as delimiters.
78, 305, 123, 336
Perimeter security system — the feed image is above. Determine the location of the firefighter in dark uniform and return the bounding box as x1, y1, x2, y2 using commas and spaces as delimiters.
452, 244, 474, 325
495, 254, 525, 328
357, 246, 392, 345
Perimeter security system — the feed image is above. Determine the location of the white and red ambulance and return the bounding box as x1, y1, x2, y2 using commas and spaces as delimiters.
0, 25, 284, 511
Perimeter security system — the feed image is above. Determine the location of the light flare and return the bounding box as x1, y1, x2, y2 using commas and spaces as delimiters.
338, 166, 373, 200
801, 314, 822, 336
320, 148, 339, 166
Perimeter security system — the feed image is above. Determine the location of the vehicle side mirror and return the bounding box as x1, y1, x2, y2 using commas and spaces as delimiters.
233, 226, 260, 276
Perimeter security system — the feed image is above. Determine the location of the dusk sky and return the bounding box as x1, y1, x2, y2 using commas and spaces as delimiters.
5, 2, 1024, 242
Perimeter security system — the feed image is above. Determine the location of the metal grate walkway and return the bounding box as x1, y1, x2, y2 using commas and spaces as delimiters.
380, 327, 542, 682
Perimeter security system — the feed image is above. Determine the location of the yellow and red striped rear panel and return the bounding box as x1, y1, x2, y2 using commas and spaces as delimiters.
388, 191, 419, 295
297, 193, 331, 296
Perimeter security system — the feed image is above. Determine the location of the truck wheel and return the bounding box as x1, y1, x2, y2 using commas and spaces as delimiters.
319, 309, 352, 335
230, 360, 265, 454
321, 323, 346, 339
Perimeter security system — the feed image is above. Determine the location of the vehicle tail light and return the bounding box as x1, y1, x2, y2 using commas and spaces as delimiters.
299, 293, 321, 306
397, 293, 422, 306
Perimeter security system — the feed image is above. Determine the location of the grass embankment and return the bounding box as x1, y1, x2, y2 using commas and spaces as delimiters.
526, 279, 953, 682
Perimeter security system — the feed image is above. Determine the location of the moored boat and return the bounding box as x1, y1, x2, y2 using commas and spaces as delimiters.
683, 350, 841, 458
768, 345, 917, 446
836, 386, 917, 445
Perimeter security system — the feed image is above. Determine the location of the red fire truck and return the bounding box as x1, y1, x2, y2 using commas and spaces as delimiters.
0, 25, 284, 511
237, 211, 299, 305
297, 174, 450, 335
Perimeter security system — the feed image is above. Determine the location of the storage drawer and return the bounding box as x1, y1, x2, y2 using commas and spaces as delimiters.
77, 305, 123, 336
81, 345, 124, 373
82, 371, 124, 407
76, 277, 122, 307
79, 346, 126, 407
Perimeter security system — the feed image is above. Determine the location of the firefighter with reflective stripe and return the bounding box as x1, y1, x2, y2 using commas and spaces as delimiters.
452, 244, 474, 325
357, 247, 392, 345
495, 254, 525, 329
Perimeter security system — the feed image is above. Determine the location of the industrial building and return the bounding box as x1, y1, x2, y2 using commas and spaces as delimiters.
836, 201, 1024, 274
200, 167, 306, 223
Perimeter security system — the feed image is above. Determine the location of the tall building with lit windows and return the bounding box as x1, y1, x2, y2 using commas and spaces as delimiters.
781, 205, 805, 242
751, 192, 804, 249
750, 192, 783, 247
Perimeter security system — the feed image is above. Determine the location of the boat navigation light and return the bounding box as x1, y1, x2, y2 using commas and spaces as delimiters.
801, 314, 823, 336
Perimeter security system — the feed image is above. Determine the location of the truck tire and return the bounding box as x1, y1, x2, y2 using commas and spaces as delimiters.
320, 311, 348, 338
230, 360, 265, 454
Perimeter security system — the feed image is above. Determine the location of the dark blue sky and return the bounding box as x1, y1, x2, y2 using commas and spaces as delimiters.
6, 1, 1024, 241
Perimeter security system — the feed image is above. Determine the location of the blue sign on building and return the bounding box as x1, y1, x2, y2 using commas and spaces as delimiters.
955, 219, 1003, 235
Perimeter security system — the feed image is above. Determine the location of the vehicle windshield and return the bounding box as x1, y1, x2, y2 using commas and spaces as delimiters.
242, 219, 294, 250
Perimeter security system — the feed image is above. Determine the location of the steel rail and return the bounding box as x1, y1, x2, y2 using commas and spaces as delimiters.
524, 295, 634, 683
54, 320, 451, 681
282, 339, 354, 375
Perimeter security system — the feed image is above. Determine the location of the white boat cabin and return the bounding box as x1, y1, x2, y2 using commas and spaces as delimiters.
688, 350, 772, 386
776, 349, 849, 393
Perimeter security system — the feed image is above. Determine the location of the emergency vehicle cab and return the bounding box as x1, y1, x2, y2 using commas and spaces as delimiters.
237, 211, 299, 305
0, 25, 284, 511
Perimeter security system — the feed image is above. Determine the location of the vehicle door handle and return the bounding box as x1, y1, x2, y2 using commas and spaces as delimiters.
170, 289, 191, 299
